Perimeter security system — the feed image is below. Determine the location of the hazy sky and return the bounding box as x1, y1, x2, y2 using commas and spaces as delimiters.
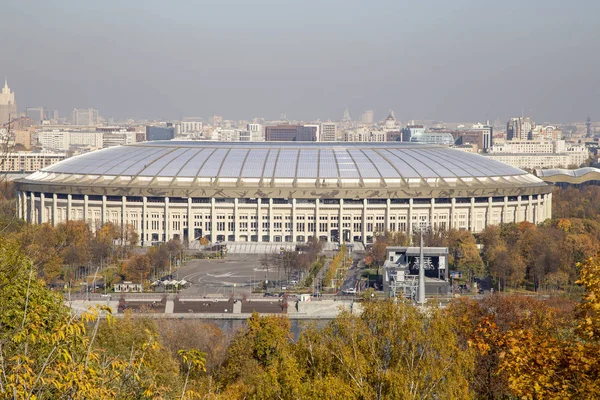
1, 0, 598, 123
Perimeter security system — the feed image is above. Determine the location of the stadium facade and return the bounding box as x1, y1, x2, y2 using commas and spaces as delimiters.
14, 142, 553, 245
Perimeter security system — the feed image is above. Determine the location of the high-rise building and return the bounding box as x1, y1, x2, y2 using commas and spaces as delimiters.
265, 125, 318, 141
360, 110, 374, 124
179, 119, 203, 133
471, 122, 493, 150
507, 117, 534, 141
296, 125, 318, 141
320, 122, 337, 141
146, 126, 175, 141
26, 107, 46, 125
71, 108, 99, 126
0, 78, 17, 126
265, 125, 297, 141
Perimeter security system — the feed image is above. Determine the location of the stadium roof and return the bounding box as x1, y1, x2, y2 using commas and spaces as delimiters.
537, 167, 600, 185
18, 142, 550, 197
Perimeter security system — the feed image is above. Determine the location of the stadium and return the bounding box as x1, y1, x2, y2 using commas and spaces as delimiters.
15, 141, 553, 246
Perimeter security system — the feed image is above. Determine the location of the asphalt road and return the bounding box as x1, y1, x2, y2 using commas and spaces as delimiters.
177, 255, 280, 298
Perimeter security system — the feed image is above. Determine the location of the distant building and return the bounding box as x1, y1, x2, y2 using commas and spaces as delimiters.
71, 108, 99, 126
13, 130, 32, 149
344, 130, 386, 142
382, 111, 398, 131
0, 79, 17, 126
103, 132, 136, 148
360, 110, 374, 124
507, 117, 534, 140
401, 125, 425, 142
0, 152, 66, 172
146, 126, 175, 141
265, 125, 317, 142
320, 122, 337, 141
485, 140, 589, 169
410, 131, 455, 145
25, 107, 46, 125
179, 119, 203, 134
246, 123, 264, 141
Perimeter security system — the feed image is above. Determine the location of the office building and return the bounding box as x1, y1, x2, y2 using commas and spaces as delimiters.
507, 117, 534, 141
146, 126, 175, 141
320, 122, 337, 141
265, 125, 317, 142
71, 108, 99, 126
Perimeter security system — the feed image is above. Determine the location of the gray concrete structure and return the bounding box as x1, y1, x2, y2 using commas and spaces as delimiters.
15, 142, 552, 245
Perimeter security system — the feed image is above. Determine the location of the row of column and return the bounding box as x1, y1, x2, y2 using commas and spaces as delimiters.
16, 191, 553, 244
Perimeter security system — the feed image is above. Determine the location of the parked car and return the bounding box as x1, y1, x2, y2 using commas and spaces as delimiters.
342, 288, 357, 295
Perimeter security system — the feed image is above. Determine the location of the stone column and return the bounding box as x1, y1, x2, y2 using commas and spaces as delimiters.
83, 195, 89, 224
233, 198, 238, 241
121, 196, 127, 242
502, 196, 508, 223
362, 199, 367, 243
187, 197, 193, 245
39, 192, 46, 224
469, 197, 475, 232
210, 197, 216, 242
268, 198, 274, 242
408, 198, 413, 236
29, 192, 35, 224
487, 197, 493, 226
142, 196, 147, 245
315, 198, 320, 240
516, 196, 522, 223
338, 198, 344, 244
52, 193, 58, 226
291, 198, 297, 242
450, 198, 456, 229
101, 195, 107, 226
257, 198, 262, 242
67, 194, 72, 221
386, 198, 391, 231
430, 198, 435, 230
527, 195, 533, 223
21, 191, 27, 220
164, 197, 170, 242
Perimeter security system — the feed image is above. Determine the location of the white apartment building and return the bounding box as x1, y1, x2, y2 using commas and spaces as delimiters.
37, 131, 70, 151
320, 122, 337, 141
344, 130, 386, 142
179, 120, 203, 134
0, 152, 66, 172
486, 140, 589, 169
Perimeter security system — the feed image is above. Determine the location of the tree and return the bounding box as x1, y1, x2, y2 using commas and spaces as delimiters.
123, 254, 151, 282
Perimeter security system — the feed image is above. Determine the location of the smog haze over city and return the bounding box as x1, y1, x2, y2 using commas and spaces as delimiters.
2, 0, 599, 123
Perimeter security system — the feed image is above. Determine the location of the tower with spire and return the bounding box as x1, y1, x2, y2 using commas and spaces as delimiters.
0, 77, 17, 125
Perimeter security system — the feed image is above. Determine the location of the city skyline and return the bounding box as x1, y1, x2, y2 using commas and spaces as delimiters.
1, 1, 599, 123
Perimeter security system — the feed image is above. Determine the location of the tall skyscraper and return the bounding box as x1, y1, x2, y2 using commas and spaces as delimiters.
507, 117, 534, 140
0, 78, 17, 125
320, 122, 337, 141
71, 108, 99, 126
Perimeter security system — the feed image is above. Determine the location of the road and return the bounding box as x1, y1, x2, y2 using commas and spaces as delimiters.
176, 254, 279, 298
